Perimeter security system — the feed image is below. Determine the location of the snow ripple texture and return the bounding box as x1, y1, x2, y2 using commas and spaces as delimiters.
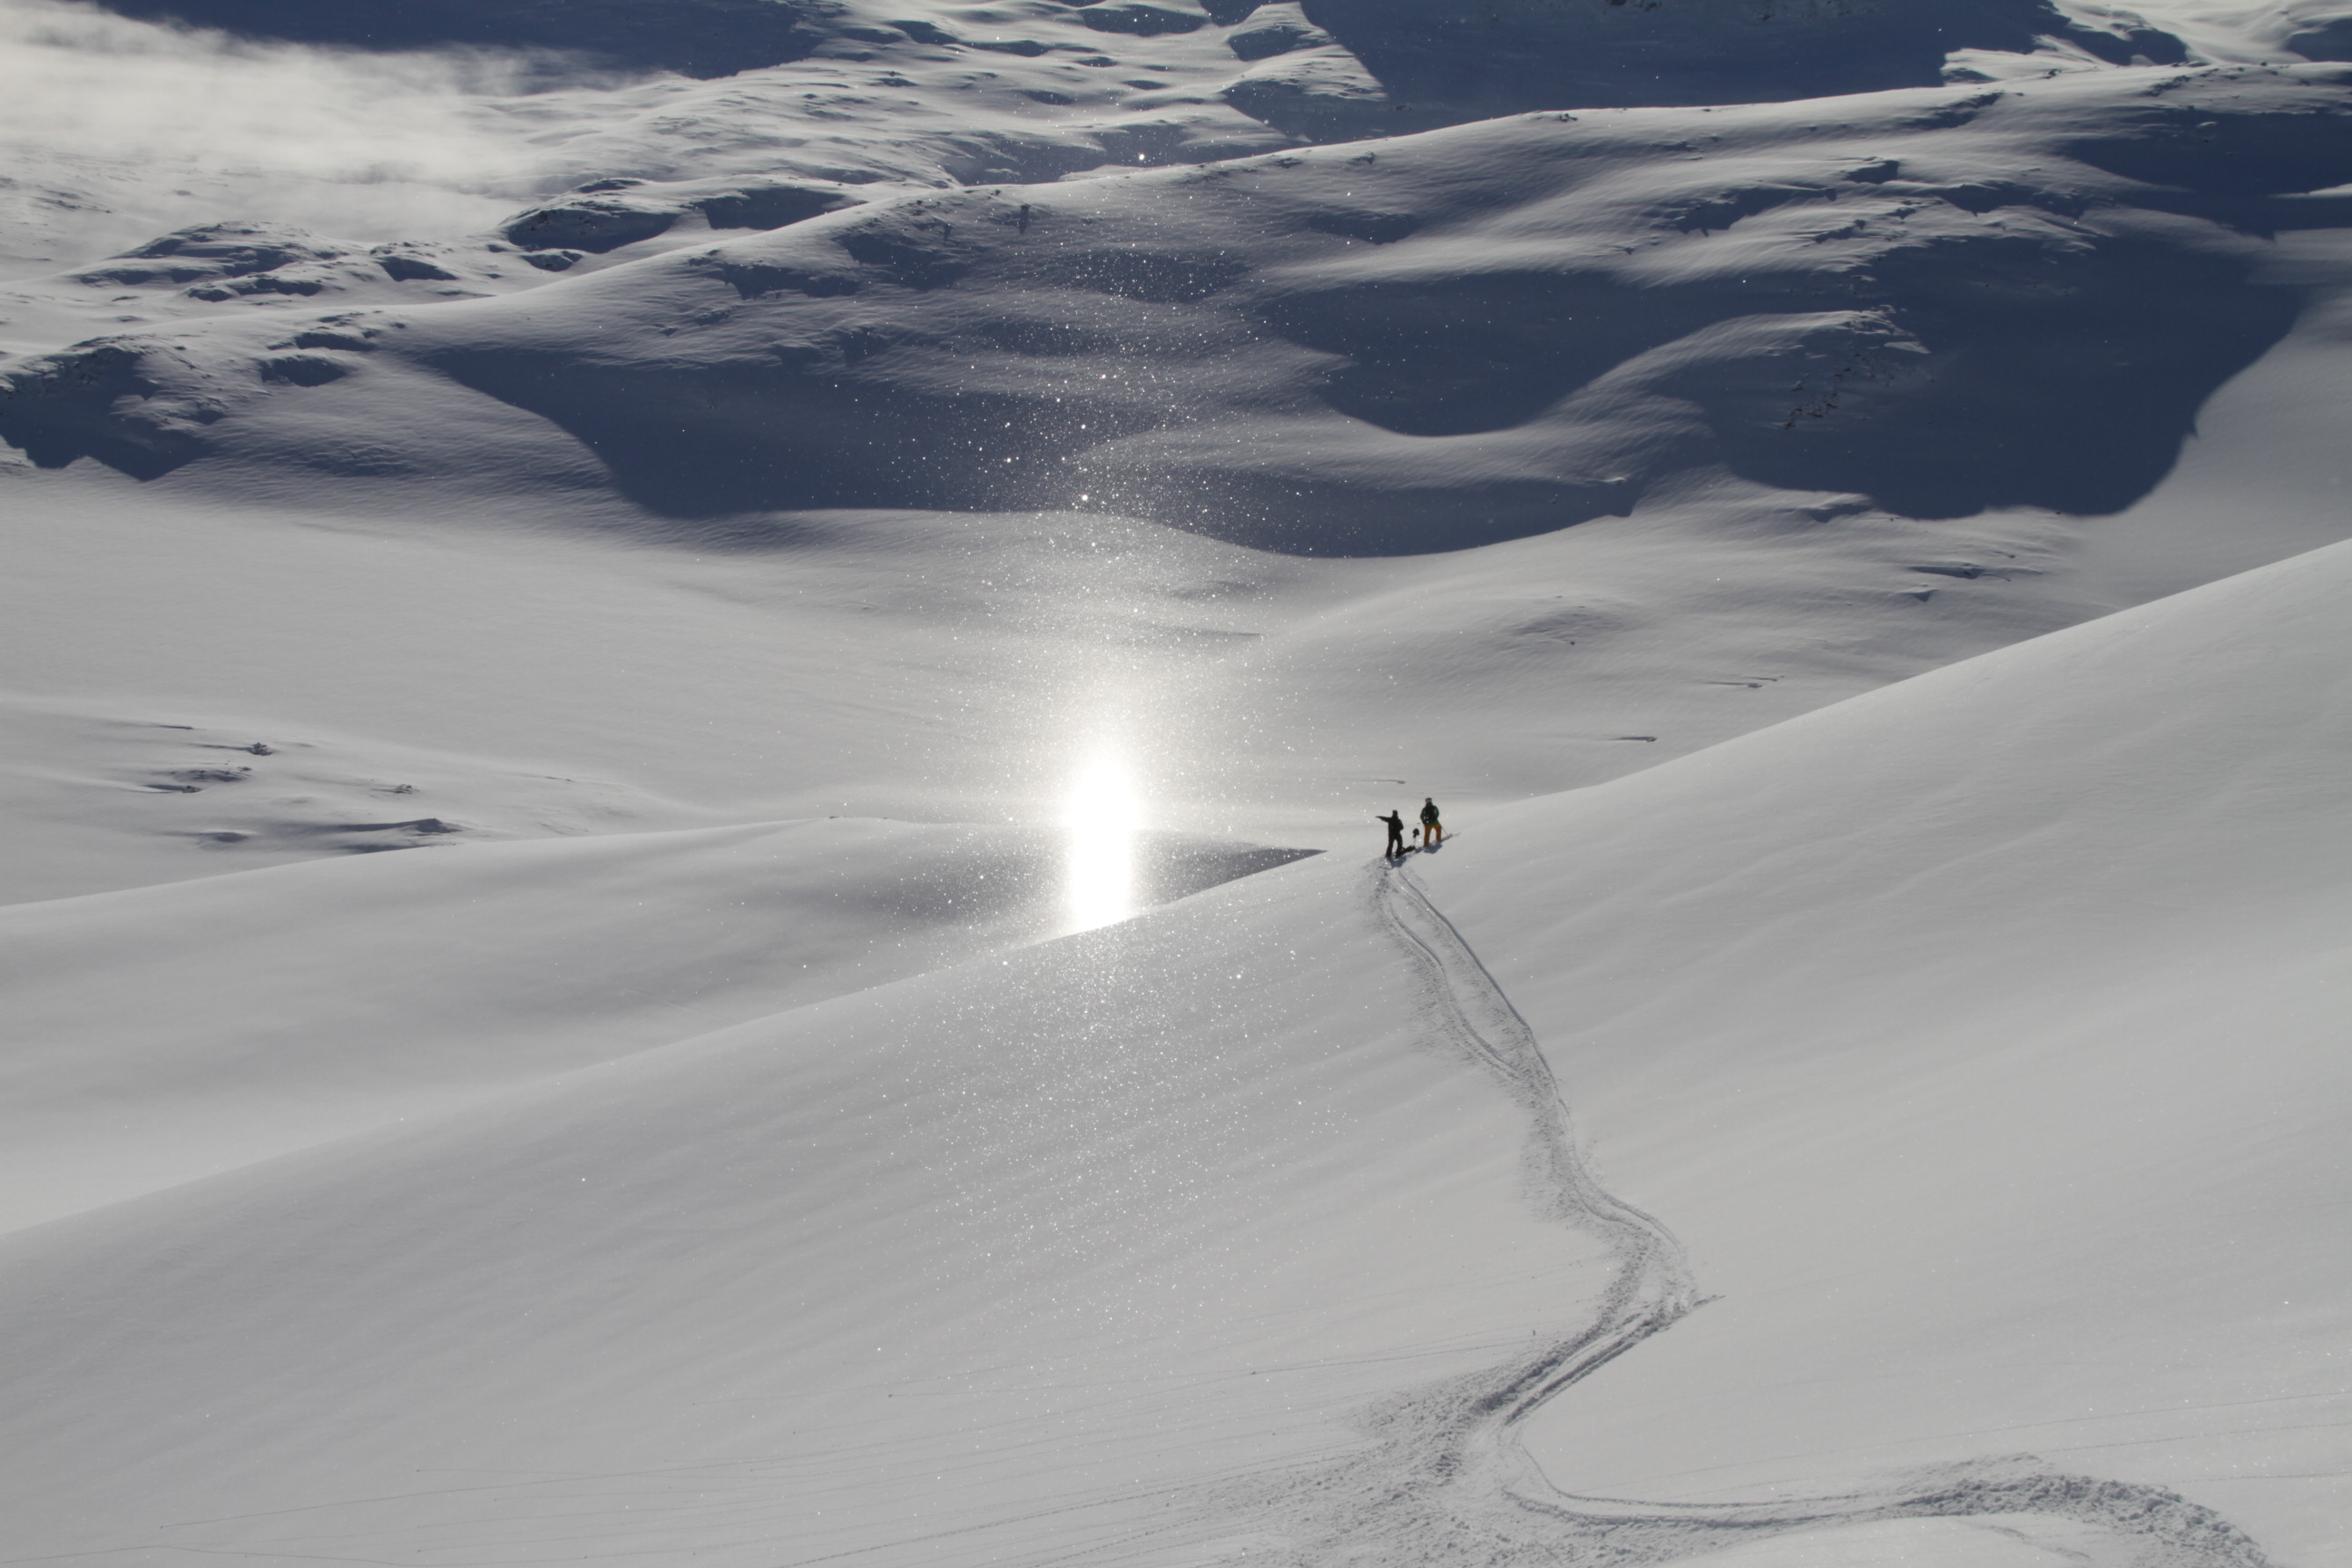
1193, 857, 2278, 1568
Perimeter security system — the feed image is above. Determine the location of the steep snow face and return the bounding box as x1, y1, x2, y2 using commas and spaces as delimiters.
1303, 0, 2190, 116
1415, 533, 2352, 1565
10, 66, 2349, 552
2077, 226, 2352, 598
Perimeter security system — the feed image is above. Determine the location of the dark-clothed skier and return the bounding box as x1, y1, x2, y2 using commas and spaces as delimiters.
1419, 798, 1443, 847
1377, 809, 1406, 858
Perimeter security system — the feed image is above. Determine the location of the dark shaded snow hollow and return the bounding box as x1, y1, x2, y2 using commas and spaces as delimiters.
1, 1, 2349, 1566
13, 64, 2352, 550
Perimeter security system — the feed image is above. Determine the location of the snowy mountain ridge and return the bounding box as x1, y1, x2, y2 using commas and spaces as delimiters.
11, 63, 2352, 554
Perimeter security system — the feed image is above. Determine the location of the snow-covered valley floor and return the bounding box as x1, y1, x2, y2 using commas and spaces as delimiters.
3, 0, 2348, 1563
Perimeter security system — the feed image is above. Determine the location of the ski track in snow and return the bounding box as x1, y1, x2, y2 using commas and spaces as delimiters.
1198, 856, 2283, 1568
1, 2, 2343, 1556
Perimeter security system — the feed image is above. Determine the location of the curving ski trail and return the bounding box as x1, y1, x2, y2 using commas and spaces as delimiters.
1375, 850, 1702, 1419
1196, 856, 2278, 1568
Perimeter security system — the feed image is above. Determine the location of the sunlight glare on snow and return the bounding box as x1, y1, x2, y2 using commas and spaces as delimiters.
1062, 749, 1142, 934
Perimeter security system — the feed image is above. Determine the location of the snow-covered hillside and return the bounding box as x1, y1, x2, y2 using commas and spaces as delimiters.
6, 496, 2347, 1568
15, 64, 2352, 548
3, 0, 2347, 1563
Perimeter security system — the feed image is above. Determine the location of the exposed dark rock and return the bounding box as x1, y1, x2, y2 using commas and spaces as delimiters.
693, 184, 866, 230
186, 273, 330, 300
502, 201, 679, 253
257, 355, 353, 387
1229, 9, 1327, 59
0, 341, 209, 477
289, 330, 378, 352
883, 17, 962, 44
376, 253, 460, 282
78, 224, 348, 289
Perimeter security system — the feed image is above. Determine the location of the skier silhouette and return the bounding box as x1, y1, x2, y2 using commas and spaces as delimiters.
1377, 809, 1406, 858
1419, 797, 1442, 847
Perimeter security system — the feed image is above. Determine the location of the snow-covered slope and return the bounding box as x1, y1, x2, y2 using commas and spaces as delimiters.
0, 443, 2156, 902
0, 812, 1307, 1231
15, 65, 2352, 553
5, 2, 2351, 1564
1428, 534, 2352, 1565
3, 505, 2343, 1568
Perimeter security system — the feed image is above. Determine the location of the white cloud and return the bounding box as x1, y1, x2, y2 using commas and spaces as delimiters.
0, 0, 637, 271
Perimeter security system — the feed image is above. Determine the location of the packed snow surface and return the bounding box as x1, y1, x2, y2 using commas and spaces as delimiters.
2, 0, 2348, 1563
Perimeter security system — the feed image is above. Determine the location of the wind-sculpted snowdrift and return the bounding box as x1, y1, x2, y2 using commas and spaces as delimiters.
3, 516, 2340, 1568
7, 65, 2348, 552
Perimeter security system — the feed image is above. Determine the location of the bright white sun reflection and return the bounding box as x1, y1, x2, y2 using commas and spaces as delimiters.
1062, 751, 1142, 934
